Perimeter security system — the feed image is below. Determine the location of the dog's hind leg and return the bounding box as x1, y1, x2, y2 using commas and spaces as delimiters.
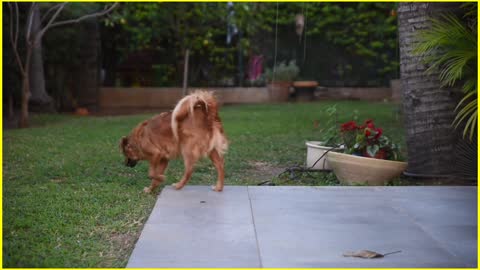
172, 153, 199, 190
144, 158, 169, 193
209, 149, 225, 192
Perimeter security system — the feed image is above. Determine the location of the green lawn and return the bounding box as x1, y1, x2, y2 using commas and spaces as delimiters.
3, 101, 404, 267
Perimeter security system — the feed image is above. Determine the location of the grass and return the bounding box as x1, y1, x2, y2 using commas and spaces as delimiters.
3, 101, 404, 267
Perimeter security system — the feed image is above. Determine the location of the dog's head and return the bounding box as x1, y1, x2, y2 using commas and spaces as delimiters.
120, 136, 139, 167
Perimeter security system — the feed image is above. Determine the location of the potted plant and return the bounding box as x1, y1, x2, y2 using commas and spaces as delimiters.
306, 105, 344, 170
264, 60, 299, 102
327, 119, 407, 185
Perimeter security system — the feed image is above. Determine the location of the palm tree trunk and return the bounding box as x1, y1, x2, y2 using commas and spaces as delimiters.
398, 3, 462, 177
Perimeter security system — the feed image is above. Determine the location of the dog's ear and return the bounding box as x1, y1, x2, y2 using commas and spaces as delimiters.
120, 136, 128, 151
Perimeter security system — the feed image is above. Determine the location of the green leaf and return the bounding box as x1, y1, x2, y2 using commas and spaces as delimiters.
367, 145, 379, 157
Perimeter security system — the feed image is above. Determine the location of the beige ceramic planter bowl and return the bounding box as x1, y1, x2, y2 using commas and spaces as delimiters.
327, 151, 407, 185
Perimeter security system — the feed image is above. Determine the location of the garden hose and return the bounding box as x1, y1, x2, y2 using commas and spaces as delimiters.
257, 145, 341, 186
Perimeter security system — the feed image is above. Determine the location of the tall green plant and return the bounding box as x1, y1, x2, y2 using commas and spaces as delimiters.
414, 5, 477, 140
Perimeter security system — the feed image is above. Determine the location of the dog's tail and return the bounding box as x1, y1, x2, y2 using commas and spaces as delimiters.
171, 90, 219, 141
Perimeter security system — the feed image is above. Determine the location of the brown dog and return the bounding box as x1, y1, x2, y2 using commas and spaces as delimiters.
120, 90, 228, 193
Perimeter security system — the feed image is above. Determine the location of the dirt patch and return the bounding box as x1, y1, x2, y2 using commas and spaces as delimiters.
99, 231, 139, 267
50, 178, 67, 183
247, 161, 285, 180
110, 232, 136, 248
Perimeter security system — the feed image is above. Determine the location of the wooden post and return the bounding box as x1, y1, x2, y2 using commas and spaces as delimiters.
182, 49, 190, 96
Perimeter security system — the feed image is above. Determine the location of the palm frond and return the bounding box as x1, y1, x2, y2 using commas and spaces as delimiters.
464, 107, 477, 140
462, 78, 476, 93
453, 91, 477, 141
453, 128, 477, 178
453, 100, 476, 128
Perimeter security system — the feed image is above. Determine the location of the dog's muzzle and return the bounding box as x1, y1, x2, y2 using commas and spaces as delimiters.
125, 158, 138, 168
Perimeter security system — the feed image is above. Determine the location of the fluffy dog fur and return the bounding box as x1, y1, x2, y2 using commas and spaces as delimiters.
120, 90, 228, 193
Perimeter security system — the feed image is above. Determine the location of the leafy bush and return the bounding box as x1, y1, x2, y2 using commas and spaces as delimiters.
264, 60, 299, 82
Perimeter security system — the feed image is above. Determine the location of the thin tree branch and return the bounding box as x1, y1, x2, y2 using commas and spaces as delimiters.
25, 3, 36, 43
48, 3, 118, 29
14, 3, 19, 47
7, 3, 25, 75
34, 3, 66, 45
8, 3, 16, 47
41, 3, 64, 24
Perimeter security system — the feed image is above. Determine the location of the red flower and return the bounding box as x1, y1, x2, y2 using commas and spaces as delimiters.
360, 119, 374, 129
375, 128, 383, 139
340, 121, 358, 132
366, 120, 375, 129
365, 129, 371, 137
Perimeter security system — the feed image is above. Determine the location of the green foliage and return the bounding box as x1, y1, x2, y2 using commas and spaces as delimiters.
105, 3, 256, 84
264, 60, 299, 82
309, 3, 398, 78
254, 3, 398, 80
151, 64, 175, 87
102, 3, 398, 86
414, 4, 477, 140
6, 3, 400, 89
316, 104, 341, 146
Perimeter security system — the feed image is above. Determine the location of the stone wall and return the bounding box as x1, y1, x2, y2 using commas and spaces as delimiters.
317, 87, 392, 101
98, 87, 270, 114
98, 86, 393, 114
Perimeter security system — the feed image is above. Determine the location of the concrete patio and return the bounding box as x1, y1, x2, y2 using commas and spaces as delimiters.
127, 186, 477, 268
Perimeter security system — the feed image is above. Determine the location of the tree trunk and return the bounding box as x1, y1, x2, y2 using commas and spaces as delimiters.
20, 49, 32, 128
398, 3, 462, 177
182, 49, 190, 96
29, 4, 55, 112
8, 94, 14, 119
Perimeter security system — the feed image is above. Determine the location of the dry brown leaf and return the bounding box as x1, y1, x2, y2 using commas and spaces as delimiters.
343, 250, 385, 259
50, 178, 66, 183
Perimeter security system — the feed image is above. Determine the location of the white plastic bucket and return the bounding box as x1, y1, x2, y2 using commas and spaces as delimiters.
305, 141, 343, 170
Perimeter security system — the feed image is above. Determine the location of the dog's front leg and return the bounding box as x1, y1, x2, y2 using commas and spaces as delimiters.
143, 177, 165, 194
144, 158, 169, 193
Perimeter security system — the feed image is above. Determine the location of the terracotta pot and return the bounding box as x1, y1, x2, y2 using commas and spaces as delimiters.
327, 151, 407, 185
268, 81, 291, 102
75, 107, 89, 116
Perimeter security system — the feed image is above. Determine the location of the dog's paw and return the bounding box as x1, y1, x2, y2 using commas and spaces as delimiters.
172, 182, 184, 190
211, 185, 223, 192
143, 187, 152, 194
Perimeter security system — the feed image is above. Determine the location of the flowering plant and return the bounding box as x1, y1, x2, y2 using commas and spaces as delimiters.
340, 119, 401, 160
